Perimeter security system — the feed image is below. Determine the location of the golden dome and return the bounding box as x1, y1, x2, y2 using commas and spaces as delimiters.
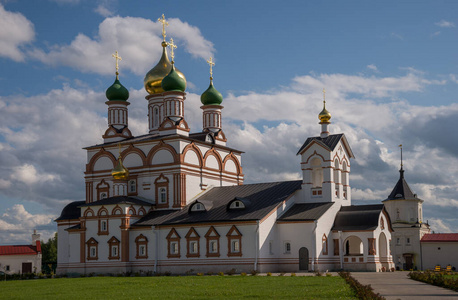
318, 101, 331, 123
144, 42, 186, 95
112, 156, 129, 180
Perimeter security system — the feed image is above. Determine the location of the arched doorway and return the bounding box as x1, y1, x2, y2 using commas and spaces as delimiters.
299, 247, 309, 270
344, 236, 363, 255
379, 232, 389, 270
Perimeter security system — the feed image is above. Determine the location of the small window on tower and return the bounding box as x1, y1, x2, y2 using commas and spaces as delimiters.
159, 187, 167, 204
100, 193, 107, 199
129, 180, 136, 193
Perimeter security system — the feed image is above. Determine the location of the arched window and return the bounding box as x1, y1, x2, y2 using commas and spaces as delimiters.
322, 234, 328, 255
154, 107, 160, 128
311, 157, 323, 188
342, 162, 348, 199
135, 234, 148, 259
129, 180, 137, 193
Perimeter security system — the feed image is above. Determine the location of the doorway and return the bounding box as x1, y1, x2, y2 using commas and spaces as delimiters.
299, 247, 309, 270
22, 262, 32, 274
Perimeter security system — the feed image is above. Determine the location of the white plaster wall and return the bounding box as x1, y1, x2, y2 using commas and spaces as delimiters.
93, 156, 114, 171
152, 149, 174, 165
224, 159, 237, 173
184, 150, 200, 166
0, 254, 41, 274
123, 153, 143, 168
205, 154, 219, 170
421, 242, 458, 270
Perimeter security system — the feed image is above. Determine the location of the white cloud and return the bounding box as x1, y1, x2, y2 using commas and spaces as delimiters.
10, 164, 58, 185
0, 179, 11, 189
450, 74, 458, 84
0, 4, 35, 61
431, 31, 441, 37
28, 16, 215, 75
367, 64, 378, 71
435, 20, 455, 28
94, 0, 115, 17
49, 0, 81, 4
390, 32, 404, 40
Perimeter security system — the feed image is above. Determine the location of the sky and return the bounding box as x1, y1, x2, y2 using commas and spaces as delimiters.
0, 0, 457, 244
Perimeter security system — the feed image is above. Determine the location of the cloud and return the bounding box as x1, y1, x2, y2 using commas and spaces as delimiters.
94, 0, 115, 17
0, 4, 35, 61
0, 204, 56, 245
390, 33, 404, 40
435, 20, 455, 28
431, 31, 441, 37
10, 164, 59, 185
367, 64, 378, 72
49, 0, 81, 4
28, 16, 215, 75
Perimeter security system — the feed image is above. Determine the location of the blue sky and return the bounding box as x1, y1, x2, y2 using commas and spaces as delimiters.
0, 0, 457, 244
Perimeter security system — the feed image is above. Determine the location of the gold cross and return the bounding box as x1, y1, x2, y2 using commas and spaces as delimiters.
168, 38, 177, 62
158, 14, 169, 42
323, 88, 326, 104
112, 51, 122, 78
207, 57, 215, 79
399, 144, 403, 167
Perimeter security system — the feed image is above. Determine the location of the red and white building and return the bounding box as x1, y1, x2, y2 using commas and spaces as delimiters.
0, 231, 42, 274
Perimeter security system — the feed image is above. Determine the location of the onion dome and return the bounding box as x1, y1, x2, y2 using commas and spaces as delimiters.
106, 78, 129, 101
161, 64, 186, 92
201, 80, 223, 105
111, 156, 129, 180
144, 42, 186, 94
318, 102, 331, 123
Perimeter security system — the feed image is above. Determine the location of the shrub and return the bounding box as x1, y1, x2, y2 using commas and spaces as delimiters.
291, 273, 296, 277
338, 271, 385, 300
315, 270, 322, 277
218, 272, 224, 276
267, 272, 272, 276
197, 273, 204, 276
240, 272, 247, 276
326, 273, 332, 277
279, 272, 285, 276
164, 271, 171, 276
226, 268, 236, 276
206, 271, 214, 276
409, 271, 458, 292
250, 270, 258, 276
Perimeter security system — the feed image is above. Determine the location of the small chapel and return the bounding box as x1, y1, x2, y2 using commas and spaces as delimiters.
56, 15, 395, 275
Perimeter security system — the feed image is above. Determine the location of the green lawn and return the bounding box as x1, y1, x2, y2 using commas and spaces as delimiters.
0, 275, 357, 299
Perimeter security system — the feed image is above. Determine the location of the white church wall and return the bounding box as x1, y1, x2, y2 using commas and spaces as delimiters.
421, 242, 458, 271
93, 156, 114, 171
277, 222, 315, 272
152, 149, 175, 165
123, 153, 143, 168
135, 143, 153, 157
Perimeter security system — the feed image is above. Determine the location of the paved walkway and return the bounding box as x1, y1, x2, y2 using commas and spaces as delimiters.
351, 271, 458, 300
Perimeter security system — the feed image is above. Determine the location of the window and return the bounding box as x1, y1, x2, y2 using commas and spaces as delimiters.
98, 219, 109, 235
108, 236, 120, 260
135, 234, 148, 259
227, 225, 242, 257
5, 265, 10, 271
205, 226, 220, 257
128, 179, 137, 195
186, 227, 200, 258
86, 238, 98, 261
100, 193, 107, 199
154, 106, 160, 128
159, 188, 167, 203
333, 239, 339, 256
311, 157, 323, 188
322, 234, 328, 255
167, 228, 181, 258
191, 202, 205, 212
229, 200, 244, 209
284, 242, 291, 254
406, 237, 411, 245
396, 238, 401, 245
368, 238, 376, 255
96, 179, 109, 201
155, 174, 169, 207
269, 240, 273, 255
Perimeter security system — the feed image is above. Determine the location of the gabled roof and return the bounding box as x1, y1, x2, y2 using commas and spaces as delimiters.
134, 180, 302, 226
421, 233, 458, 243
296, 134, 354, 158
332, 204, 392, 231
383, 169, 421, 202
55, 200, 85, 221
0, 244, 40, 256
277, 202, 334, 222
79, 196, 153, 207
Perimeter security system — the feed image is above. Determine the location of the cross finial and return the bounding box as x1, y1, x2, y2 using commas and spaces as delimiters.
158, 14, 169, 42
112, 51, 122, 79
399, 144, 403, 169
323, 88, 326, 104
207, 57, 215, 80
168, 38, 177, 63
117, 143, 122, 159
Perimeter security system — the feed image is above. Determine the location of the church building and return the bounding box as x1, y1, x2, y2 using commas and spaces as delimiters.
56, 15, 394, 275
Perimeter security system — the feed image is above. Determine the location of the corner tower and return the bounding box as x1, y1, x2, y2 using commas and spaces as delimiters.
297, 90, 354, 205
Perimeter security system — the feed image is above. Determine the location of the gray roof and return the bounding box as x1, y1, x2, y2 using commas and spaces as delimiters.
55, 200, 85, 221
384, 169, 420, 201
278, 202, 334, 222
79, 196, 153, 207
332, 204, 386, 231
296, 134, 354, 158
134, 180, 302, 226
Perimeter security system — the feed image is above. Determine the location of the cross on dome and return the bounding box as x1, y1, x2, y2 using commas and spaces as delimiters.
112, 51, 122, 78
207, 57, 215, 80
168, 38, 177, 63
323, 88, 326, 104
158, 14, 169, 42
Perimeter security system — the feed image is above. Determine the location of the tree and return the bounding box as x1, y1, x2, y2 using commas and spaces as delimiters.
41, 232, 57, 274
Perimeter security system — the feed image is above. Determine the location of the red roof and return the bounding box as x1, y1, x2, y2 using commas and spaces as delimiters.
421, 233, 458, 243
0, 244, 40, 256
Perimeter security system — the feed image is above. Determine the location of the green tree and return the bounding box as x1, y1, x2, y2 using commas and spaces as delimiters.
41, 232, 57, 274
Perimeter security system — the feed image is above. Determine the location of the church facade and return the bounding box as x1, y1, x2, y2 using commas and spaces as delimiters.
56, 16, 394, 275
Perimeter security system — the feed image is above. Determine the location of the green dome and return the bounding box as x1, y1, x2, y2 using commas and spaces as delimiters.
161, 64, 186, 92
201, 81, 223, 105
106, 78, 129, 101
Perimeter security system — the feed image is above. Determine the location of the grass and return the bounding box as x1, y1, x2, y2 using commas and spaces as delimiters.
0, 275, 357, 299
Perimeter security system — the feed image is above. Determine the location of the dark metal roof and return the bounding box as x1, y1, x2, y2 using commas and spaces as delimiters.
55, 201, 85, 221
332, 204, 385, 231
384, 169, 419, 201
297, 134, 344, 155
278, 202, 334, 222
65, 224, 81, 231
79, 196, 153, 207
134, 180, 302, 226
